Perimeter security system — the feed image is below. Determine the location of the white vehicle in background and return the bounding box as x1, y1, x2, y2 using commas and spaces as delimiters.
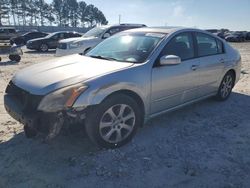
55, 24, 146, 57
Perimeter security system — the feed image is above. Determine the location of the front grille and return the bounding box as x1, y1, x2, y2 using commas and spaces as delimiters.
57, 43, 67, 49
6, 81, 42, 112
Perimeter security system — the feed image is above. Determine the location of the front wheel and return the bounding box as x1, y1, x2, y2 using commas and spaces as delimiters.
24, 125, 38, 138
85, 94, 143, 148
39, 43, 49, 52
216, 72, 235, 101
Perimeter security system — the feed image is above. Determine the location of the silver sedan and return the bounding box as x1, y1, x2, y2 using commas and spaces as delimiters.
4, 27, 241, 148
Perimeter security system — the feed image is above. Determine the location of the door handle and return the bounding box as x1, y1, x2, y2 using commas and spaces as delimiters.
191, 65, 198, 71
219, 58, 225, 63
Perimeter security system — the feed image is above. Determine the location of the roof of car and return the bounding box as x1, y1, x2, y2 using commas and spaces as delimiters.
123, 27, 184, 34
123, 27, 216, 36
52, 31, 79, 34
100, 24, 146, 28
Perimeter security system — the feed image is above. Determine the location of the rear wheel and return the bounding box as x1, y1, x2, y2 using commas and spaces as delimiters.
216, 72, 235, 101
39, 43, 48, 52
85, 94, 143, 148
9, 55, 21, 62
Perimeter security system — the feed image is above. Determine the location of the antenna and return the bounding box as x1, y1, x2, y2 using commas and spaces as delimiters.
119, 15, 121, 24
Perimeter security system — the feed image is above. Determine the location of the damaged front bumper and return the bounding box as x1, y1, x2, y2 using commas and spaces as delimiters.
4, 93, 86, 140
4, 94, 60, 139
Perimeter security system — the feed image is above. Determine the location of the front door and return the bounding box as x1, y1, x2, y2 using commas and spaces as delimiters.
49, 33, 65, 48
151, 32, 200, 114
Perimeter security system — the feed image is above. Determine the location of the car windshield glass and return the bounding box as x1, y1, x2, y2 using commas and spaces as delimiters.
86, 33, 165, 63
45, 33, 57, 38
83, 27, 107, 38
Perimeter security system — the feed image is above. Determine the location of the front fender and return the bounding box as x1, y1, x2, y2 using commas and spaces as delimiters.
73, 82, 148, 111
73, 62, 151, 116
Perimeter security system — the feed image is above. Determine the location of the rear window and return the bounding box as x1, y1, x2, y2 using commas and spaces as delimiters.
8, 29, 16, 33
195, 33, 222, 56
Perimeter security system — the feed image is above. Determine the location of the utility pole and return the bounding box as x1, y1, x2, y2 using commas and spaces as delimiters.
119, 14, 121, 24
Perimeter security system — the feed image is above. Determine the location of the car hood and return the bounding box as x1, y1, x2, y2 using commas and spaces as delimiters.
12, 54, 133, 95
60, 36, 97, 44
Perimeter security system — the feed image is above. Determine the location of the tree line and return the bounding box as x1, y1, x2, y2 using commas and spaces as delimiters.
0, 0, 108, 27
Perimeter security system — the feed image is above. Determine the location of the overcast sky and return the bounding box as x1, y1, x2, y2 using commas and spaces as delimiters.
48, 0, 250, 30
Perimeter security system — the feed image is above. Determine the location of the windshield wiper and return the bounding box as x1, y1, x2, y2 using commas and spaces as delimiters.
89, 55, 119, 61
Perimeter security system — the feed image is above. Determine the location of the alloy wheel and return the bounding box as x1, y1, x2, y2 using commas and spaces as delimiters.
99, 104, 136, 144
40, 44, 48, 52
220, 74, 233, 98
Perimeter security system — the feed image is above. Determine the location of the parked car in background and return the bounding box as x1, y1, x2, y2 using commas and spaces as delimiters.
246, 32, 250, 40
215, 32, 226, 39
225, 32, 245, 42
205, 29, 219, 34
206, 29, 231, 39
206, 29, 225, 39
10, 31, 48, 46
55, 24, 146, 57
26, 31, 82, 52
4, 27, 241, 148
0, 27, 18, 40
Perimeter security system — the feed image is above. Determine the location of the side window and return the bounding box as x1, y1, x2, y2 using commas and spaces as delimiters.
160, 32, 194, 61
63, 33, 70, 38
52, 34, 59, 40
59, 33, 65, 39
28, 33, 36, 37
195, 33, 219, 56
108, 27, 120, 35
76, 33, 82, 37
71, 33, 81, 37
8, 29, 16, 33
216, 39, 224, 54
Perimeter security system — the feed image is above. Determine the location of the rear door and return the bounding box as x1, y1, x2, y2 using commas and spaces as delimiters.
194, 32, 225, 97
151, 32, 200, 114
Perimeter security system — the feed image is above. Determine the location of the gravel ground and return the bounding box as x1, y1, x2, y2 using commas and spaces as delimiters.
0, 43, 250, 188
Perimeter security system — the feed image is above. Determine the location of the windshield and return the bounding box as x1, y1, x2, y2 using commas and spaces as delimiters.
45, 33, 56, 38
86, 33, 164, 63
83, 27, 107, 38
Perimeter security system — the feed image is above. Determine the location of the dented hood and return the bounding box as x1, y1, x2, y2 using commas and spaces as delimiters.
12, 54, 133, 95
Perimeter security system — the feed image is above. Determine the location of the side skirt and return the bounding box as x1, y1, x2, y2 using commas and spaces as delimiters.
145, 92, 216, 122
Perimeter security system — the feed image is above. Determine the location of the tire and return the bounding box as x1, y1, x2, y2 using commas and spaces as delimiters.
216, 72, 235, 101
39, 43, 49, 52
24, 125, 38, 138
9, 55, 21, 62
85, 94, 144, 148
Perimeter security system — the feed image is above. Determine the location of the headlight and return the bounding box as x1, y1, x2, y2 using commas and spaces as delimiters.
38, 84, 88, 112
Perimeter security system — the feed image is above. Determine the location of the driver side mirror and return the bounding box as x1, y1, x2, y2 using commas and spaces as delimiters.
159, 55, 181, 66
102, 33, 111, 39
